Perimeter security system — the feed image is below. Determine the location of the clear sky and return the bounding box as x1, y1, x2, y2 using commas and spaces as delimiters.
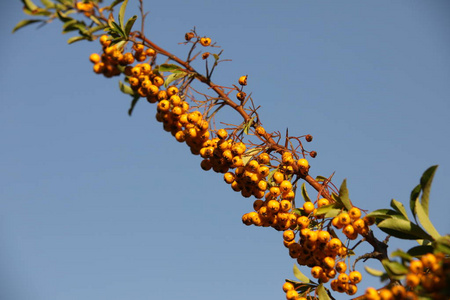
1, 1, 449, 300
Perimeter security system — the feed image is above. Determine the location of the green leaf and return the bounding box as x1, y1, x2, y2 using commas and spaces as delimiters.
315, 175, 328, 182
390, 249, 413, 261
407, 245, 434, 257
213, 53, 220, 61
67, 36, 86, 44
107, 0, 125, 10
293, 264, 310, 283
40, 0, 55, 8
364, 265, 384, 277
164, 72, 187, 88
128, 95, 140, 116
119, 81, 135, 96
300, 183, 311, 202
12, 19, 42, 33
419, 165, 438, 216
414, 198, 440, 240
367, 209, 408, 222
22, 0, 39, 11
158, 64, 182, 72
242, 147, 262, 166
118, 0, 129, 30
316, 283, 331, 300
242, 117, 255, 135
124, 15, 137, 36
315, 203, 342, 218
109, 21, 126, 38
410, 183, 421, 222
56, 10, 73, 22
377, 218, 432, 240
89, 15, 103, 26
338, 179, 352, 211
390, 199, 409, 220
382, 259, 408, 279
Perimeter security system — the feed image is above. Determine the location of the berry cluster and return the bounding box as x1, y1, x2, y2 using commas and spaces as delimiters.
364, 252, 449, 300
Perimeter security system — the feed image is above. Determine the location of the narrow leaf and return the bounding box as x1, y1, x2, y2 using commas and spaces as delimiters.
338, 179, 352, 210
316, 283, 331, 300
67, 36, 86, 44
419, 165, 438, 216
415, 198, 440, 240
382, 259, 408, 276
315, 203, 342, 218
108, 0, 125, 10
293, 264, 310, 283
12, 19, 42, 33
109, 21, 126, 38
158, 64, 182, 72
40, 0, 55, 8
410, 183, 421, 222
118, 0, 129, 30
124, 15, 137, 36
119, 81, 135, 96
128, 95, 140, 116
377, 218, 432, 240
390, 249, 413, 261
367, 209, 407, 221
300, 183, 311, 202
22, 0, 39, 11
56, 10, 73, 22
390, 199, 409, 220
364, 265, 384, 277
164, 72, 187, 88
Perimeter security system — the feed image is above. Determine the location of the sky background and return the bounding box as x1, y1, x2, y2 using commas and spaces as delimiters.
1, 0, 450, 300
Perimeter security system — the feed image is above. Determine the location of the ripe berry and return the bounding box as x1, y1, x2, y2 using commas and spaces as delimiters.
297, 158, 309, 170
349, 271, 362, 284
89, 53, 101, 63
238, 75, 248, 86
282, 282, 294, 292
303, 202, 315, 214
199, 37, 211, 46
349, 207, 362, 219
335, 261, 347, 273
236, 91, 246, 101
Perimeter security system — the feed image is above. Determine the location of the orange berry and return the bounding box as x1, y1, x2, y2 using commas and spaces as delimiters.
338, 212, 351, 225
283, 230, 295, 242
297, 158, 309, 170
379, 289, 393, 300
405, 273, 420, 288
257, 152, 270, 165
317, 198, 329, 208
311, 266, 323, 279
238, 75, 247, 86
280, 200, 292, 212
349, 271, 362, 284
303, 202, 315, 214
409, 259, 423, 274
236, 91, 246, 101
335, 261, 347, 273
255, 126, 266, 135
217, 128, 228, 139
89, 53, 101, 63
285, 290, 298, 300
199, 37, 211, 46
349, 207, 361, 219
317, 230, 331, 243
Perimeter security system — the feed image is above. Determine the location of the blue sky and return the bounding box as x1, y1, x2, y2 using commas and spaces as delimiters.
1, 1, 449, 299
